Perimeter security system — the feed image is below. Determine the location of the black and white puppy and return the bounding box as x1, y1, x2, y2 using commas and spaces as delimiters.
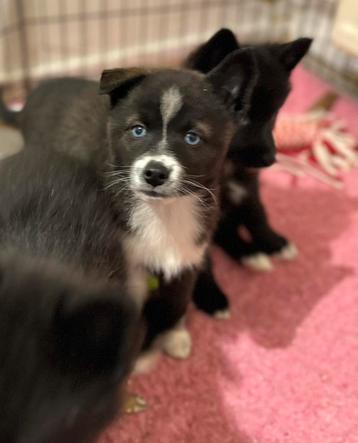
0, 148, 143, 443
97, 62, 257, 358
0, 54, 257, 358
184, 29, 312, 316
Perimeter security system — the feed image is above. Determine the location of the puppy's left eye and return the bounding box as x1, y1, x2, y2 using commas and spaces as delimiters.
185, 131, 201, 146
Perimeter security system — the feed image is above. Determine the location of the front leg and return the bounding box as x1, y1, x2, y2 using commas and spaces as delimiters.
214, 207, 258, 260
192, 254, 230, 318
216, 172, 296, 271
142, 269, 196, 359
240, 183, 297, 260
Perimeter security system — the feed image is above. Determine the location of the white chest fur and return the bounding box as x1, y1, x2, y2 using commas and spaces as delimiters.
125, 196, 206, 281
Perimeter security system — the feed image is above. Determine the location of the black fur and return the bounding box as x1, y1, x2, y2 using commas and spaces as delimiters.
0, 55, 257, 348
185, 29, 312, 167
185, 29, 312, 316
0, 89, 20, 127
0, 148, 142, 443
192, 255, 229, 316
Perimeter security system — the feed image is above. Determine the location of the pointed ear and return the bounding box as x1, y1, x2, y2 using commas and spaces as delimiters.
185, 28, 240, 73
99, 67, 151, 106
276, 38, 313, 71
207, 48, 258, 117
53, 292, 139, 376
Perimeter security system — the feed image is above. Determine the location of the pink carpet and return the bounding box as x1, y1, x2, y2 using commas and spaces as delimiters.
100, 68, 358, 443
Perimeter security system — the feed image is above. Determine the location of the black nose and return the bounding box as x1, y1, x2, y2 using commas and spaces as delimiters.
259, 152, 276, 167
143, 161, 170, 187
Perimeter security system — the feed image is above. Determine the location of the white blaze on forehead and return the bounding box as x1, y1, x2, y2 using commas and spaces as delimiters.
159, 86, 183, 150
160, 86, 183, 125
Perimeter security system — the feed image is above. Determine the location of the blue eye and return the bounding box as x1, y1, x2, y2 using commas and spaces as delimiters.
185, 131, 201, 146
131, 125, 146, 138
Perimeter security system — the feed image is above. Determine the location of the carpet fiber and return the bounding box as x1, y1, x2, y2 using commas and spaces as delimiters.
100, 68, 358, 443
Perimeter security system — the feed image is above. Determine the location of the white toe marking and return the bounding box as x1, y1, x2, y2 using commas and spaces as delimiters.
133, 349, 160, 374
213, 309, 231, 320
161, 328, 192, 360
241, 253, 274, 272
274, 242, 298, 260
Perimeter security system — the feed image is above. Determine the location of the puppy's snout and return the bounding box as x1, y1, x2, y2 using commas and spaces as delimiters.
143, 161, 170, 187
259, 152, 276, 167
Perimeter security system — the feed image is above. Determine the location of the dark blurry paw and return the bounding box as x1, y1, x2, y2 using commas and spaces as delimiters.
240, 237, 298, 272
193, 273, 230, 318
248, 231, 298, 259
254, 232, 289, 255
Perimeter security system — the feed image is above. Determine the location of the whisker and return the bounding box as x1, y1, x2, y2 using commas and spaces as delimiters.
186, 173, 206, 179
182, 179, 218, 206
176, 185, 211, 209
103, 177, 130, 191
103, 167, 132, 174
104, 163, 133, 174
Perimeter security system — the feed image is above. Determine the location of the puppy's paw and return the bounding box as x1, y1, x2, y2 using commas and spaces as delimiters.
241, 252, 274, 272
273, 242, 298, 261
162, 328, 192, 360
133, 349, 160, 374
213, 309, 231, 320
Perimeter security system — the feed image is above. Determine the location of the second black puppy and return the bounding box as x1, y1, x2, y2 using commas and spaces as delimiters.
185, 29, 312, 316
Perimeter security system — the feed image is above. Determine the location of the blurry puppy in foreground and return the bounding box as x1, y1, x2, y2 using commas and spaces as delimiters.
0, 148, 142, 443
185, 29, 312, 316
0, 53, 258, 360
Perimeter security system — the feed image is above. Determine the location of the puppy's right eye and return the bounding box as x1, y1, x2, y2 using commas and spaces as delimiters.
131, 125, 147, 138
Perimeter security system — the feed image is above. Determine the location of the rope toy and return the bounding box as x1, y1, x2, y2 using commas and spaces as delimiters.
273, 93, 358, 188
